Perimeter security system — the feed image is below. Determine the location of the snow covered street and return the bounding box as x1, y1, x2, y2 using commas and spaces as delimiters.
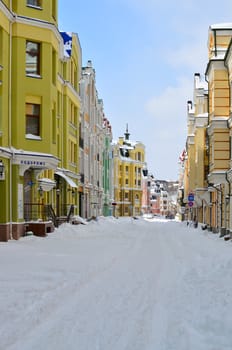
1, 217, 232, 350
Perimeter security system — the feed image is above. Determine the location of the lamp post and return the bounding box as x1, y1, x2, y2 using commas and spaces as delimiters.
142, 166, 150, 215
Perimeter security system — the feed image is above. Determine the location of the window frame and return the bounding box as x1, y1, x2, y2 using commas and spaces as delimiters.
26, 103, 41, 139
26, 0, 42, 9
26, 41, 41, 77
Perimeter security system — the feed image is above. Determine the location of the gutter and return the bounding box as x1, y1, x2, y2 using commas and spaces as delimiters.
213, 29, 217, 57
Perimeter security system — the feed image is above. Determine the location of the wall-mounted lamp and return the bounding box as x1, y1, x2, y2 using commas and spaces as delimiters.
0, 160, 5, 180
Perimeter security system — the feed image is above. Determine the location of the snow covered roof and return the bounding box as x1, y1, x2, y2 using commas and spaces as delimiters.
210, 23, 232, 30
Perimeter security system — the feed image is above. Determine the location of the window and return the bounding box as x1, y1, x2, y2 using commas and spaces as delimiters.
52, 106, 56, 144
69, 140, 77, 164
27, 0, 41, 7
26, 41, 40, 76
26, 103, 40, 136
52, 48, 56, 84
120, 148, 129, 157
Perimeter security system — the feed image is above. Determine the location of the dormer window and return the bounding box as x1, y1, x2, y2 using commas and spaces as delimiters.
120, 148, 129, 157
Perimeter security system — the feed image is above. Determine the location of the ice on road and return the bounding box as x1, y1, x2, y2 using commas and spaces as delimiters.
1, 217, 232, 350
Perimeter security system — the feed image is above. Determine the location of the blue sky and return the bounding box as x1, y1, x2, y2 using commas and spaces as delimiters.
59, 0, 232, 180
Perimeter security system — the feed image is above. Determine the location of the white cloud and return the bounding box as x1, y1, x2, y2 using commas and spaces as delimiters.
165, 42, 208, 72
145, 76, 193, 121
143, 77, 193, 179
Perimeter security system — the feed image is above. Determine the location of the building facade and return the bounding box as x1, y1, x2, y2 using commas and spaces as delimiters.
0, 1, 114, 241
181, 23, 232, 235
0, 0, 63, 240
79, 60, 113, 219
113, 127, 145, 217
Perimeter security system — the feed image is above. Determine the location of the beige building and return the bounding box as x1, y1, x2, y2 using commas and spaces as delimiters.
182, 23, 232, 235
184, 74, 208, 224
205, 24, 231, 233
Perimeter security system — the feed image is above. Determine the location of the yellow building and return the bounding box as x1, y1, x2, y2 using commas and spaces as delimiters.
183, 23, 232, 234
113, 127, 145, 217
0, 1, 81, 240
54, 32, 81, 219
205, 24, 231, 233
184, 74, 208, 224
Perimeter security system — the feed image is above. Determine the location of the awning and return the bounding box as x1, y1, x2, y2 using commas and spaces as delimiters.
55, 171, 78, 188
38, 178, 56, 192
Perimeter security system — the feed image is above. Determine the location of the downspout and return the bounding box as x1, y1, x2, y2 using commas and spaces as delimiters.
225, 171, 231, 234
213, 29, 217, 57
8, 2, 13, 239
224, 43, 232, 234
204, 68, 211, 229
204, 72, 210, 175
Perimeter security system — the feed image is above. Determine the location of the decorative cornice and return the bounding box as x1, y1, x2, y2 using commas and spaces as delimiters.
228, 114, 232, 129
207, 117, 228, 136
227, 169, 232, 183
15, 15, 61, 43
208, 171, 227, 185
194, 114, 208, 128
187, 135, 195, 145
0, 1, 14, 21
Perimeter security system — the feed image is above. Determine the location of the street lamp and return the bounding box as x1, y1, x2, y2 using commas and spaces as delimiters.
142, 166, 150, 214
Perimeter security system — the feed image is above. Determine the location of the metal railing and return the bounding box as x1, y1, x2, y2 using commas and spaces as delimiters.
24, 203, 75, 227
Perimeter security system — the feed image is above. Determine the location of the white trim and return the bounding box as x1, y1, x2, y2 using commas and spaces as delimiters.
38, 178, 56, 192
55, 171, 78, 188
15, 15, 61, 44
0, 1, 14, 21
207, 118, 228, 136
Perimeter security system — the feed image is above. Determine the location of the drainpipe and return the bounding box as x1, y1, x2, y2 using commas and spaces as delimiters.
224, 50, 232, 235
204, 72, 210, 172
213, 29, 217, 57
225, 171, 231, 234
8, 3, 13, 239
